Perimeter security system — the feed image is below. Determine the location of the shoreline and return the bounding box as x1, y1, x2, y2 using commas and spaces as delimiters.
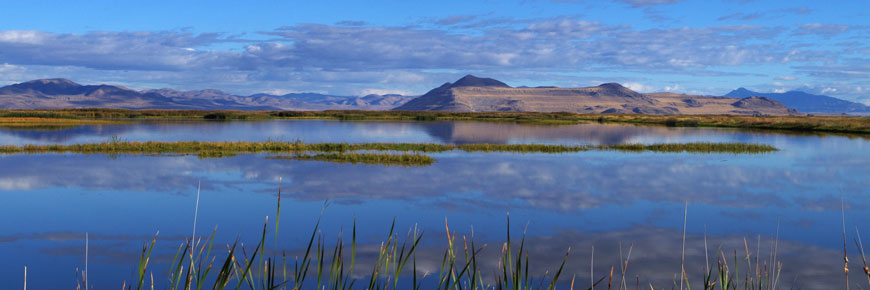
1, 108, 868, 134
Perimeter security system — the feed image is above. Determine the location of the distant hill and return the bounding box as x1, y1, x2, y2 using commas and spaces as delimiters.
0, 79, 414, 110
725, 88, 870, 114
395, 75, 800, 116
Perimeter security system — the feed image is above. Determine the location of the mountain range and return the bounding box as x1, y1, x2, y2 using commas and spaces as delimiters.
0, 79, 413, 111
725, 88, 870, 114
395, 75, 800, 116
0, 76, 865, 115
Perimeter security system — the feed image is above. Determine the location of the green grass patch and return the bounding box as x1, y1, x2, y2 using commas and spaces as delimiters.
196, 151, 238, 159
272, 152, 435, 166
598, 142, 779, 154
0, 117, 128, 127
457, 143, 588, 153
0, 111, 79, 119
0, 141, 778, 157
586, 114, 870, 134
3, 109, 870, 134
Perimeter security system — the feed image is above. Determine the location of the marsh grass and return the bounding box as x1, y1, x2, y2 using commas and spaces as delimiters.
117, 195, 822, 290
457, 144, 589, 153
126, 213, 574, 290
0, 117, 126, 127
587, 114, 870, 134
3, 109, 869, 134
272, 153, 436, 166
197, 151, 238, 159
597, 142, 779, 154
0, 111, 80, 119
0, 141, 778, 158
0, 124, 80, 131
41, 179, 870, 290
0, 109, 587, 125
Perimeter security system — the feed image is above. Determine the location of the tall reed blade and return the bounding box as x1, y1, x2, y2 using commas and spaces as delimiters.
137, 232, 159, 290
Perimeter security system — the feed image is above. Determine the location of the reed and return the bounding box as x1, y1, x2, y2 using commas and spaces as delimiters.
457, 144, 588, 153
273, 153, 436, 166
113, 200, 815, 290
38, 180, 868, 289
2, 109, 869, 134
0, 141, 776, 156
126, 214, 574, 290
0, 117, 126, 127
597, 142, 779, 154
586, 114, 870, 135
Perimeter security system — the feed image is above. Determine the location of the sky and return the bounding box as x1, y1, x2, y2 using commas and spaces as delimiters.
0, 0, 867, 103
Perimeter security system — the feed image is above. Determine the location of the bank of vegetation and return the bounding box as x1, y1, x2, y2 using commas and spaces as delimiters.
584, 114, 870, 135
1, 109, 868, 134
270, 152, 436, 166
0, 141, 777, 156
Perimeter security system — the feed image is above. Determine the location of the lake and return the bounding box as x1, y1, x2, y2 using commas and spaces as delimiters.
1, 120, 869, 289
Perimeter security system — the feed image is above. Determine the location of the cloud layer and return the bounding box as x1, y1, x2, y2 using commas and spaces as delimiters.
0, 16, 867, 99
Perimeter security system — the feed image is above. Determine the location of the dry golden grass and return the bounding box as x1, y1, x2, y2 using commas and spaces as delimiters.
2, 109, 868, 134
0, 141, 778, 155
0, 117, 127, 126
580, 114, 870, 134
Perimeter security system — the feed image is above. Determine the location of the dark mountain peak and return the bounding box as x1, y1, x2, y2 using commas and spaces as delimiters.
0, 78, 84, 95
0, 78, 415, 111
725, 87, 758, 98
24, 78, 81, 87
450, 75, 510, 88
598, 83, 630, 91
723, 88, 870, 113
732, 96, 783, 109
199, 89, 226, 94
596, 83, 645, 99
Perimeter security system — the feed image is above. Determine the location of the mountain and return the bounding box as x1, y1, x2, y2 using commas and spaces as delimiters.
0, 79, 414, 110
725, 88, 870, 114
449, 75, 511, 88
0, 77, 808, 115
395, 75, 799, 116
0, 79, 243, 110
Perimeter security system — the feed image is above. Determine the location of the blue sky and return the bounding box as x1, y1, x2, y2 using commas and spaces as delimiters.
0, 0, 867, 103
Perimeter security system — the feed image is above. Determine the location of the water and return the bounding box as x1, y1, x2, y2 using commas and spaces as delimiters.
1, 120, 868, 289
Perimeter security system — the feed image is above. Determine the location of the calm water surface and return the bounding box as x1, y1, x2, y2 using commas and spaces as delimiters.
1, 120, 868, 289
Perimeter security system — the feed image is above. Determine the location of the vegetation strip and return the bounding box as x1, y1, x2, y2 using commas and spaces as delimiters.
269, 153, 435, 166
0, 141, 778, 155
2, 109, 868, 134
581, 114, 870, 134
0, 117, 127, 126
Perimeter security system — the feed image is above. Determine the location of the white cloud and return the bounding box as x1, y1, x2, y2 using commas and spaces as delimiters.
261, 89, 302, 95
0, 30, 45, 44
0, 30, 239, 71
0, 177, 38, 190
794, 23, 850, 36
358, 89, 416, 96
0, 18, 865, 98
0, 21, 796, 76
623, 82, 656, 92
821, 87, 838, 94
0, 63, 19, 73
